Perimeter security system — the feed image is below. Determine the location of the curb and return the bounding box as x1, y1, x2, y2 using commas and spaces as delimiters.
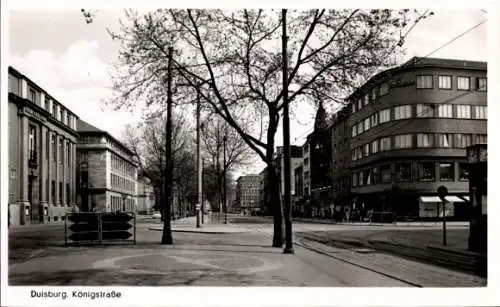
148, 227, 247, 234
427, 245, 487, 259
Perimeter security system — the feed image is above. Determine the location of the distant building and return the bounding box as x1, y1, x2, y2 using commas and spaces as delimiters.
136, 174, 155, 214
8, 67, 79, 226
236, 175, 260, 215
76, 119, 138, 213
331, 106, 351, 220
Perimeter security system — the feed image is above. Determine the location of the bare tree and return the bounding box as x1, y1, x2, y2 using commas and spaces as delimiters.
122, 111, 195, 232
107, 8, 432, 247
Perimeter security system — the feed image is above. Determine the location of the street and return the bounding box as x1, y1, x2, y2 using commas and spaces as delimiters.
8, 216, 486, 287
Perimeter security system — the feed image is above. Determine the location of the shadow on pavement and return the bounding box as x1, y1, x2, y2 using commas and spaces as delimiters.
9, 268, 266, 286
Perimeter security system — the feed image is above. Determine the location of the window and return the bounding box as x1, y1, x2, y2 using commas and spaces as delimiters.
474, 106, 487, 119
417, 162, 435, 181
352, 103, 356, 114
371, 89, 377, 102
380, 83, 389, 96
380, 164, 392, 183
477, 77, 487, 91
456, 134, 472, 148
352, 173, 357, 187
417, 104, 434, 117
437, 104, 453, 118
417, 75, 433, 89
458, 163, 469, 181
439, 163, 454, 181
371, 139, 379, 154
364, 118, 370, 131
395, 162, 412, 182
351, 125, 357, 137
394, 105, 412, 120
356, 147, 362, 160
358, 99, 362, 111
380, 137, 391, 151
45, 97, 50, 111
364, 94, 369, 106
371, 113, 379, 127
438, 76, 452, 89
66, 183, 70, 205
59, 108, 64, 121
51, 135, 56, 161
357, 122, 364, 135
372, 167, 379, 184
417, 134, 433, 148
351, 149, 357, 161
456, 105, 471, 119
364, 169, 372, 185
51, 103, 56, 117
363, 143, 370, 157
474, 134, 487, 145
59, 182, 63, 204
29, 88, 37, 103
304, 158, 309, 166
379, 109, 391, 123
437, 133, 453, 148
67, 113, 71, 126
29, 125, 36, 154
394, 134, 412, 149
58, 139, 64, 163
457, 77, 470, 90
358, 171, 364, 186
51, 181, 56, 204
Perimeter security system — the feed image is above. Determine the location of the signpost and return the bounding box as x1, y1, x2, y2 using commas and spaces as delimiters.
437, 185, 448, 246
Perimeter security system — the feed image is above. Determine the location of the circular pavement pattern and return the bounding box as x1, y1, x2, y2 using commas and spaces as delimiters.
92, 251, 283, 275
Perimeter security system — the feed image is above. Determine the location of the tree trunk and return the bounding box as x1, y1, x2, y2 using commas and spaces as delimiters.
266, 111, 283, 247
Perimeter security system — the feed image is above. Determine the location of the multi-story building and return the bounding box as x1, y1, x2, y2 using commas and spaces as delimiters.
76, 119, 138, 213
309, 102, 333, 218
8, 67, 79, 226
236, 175, 260, 215
136, 174, 155, 215
331, 106, 351, 219
348, 57, 487, 220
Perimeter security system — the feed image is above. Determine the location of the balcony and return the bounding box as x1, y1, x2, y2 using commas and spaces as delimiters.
28, 150, 38, 168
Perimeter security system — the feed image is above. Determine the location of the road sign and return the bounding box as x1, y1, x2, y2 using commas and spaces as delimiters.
101, 212, 135, 241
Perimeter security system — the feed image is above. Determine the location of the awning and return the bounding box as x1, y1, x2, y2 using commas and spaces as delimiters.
419, 196, 467, 203
419, 196, 442, 203
446, 196, 466, 202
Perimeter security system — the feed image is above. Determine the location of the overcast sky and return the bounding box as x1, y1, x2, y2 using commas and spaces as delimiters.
8, 8, 488, 176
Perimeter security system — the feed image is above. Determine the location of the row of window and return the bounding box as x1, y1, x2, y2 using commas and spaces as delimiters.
111, 173, 136, 193
352, 161, 468, 187
9, 74, 77, 129
28, 124, 73, 165
416, 75, 486, 91
352, 133, 487, 161
46, 180, 71, 205
352, 75, 487, 114
110, 195, 135, 212
351, 104, 487, 138
111, 154, 136, 178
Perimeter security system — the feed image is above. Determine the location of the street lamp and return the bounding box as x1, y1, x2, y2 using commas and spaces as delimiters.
223, 133, 227, 224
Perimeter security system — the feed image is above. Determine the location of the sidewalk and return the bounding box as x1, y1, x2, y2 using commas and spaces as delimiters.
293, 217, 468, 227
149, 216, 250, 234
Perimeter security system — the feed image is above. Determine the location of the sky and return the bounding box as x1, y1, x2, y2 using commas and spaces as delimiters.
7, 8, 488, 177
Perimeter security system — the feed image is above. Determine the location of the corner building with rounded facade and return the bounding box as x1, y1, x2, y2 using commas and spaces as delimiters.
347, 57, 487, 220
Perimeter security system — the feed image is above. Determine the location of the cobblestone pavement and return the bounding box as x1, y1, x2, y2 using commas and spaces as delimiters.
9, 230, 411, 287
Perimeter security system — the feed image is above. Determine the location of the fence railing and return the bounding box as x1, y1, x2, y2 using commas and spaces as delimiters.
65, 211, 136, 246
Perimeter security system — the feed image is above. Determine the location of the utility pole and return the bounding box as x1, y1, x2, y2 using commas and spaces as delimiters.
282, 9, 294, 254
223, 131, 227, 224
196, 90, 202, 228
161, 46, 174, 244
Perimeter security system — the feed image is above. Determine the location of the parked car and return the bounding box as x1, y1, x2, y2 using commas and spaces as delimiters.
152, 212, 162, 219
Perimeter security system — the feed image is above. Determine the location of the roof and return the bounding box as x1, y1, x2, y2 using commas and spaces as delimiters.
77, 118, 135, 157
347, 56, 487, 101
